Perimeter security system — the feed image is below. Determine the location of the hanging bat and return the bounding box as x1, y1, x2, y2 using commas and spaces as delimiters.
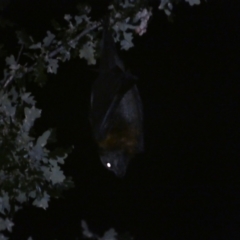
90, 19, 143, 177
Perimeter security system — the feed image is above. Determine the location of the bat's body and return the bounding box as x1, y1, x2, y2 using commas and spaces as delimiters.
90, 20, 143, 177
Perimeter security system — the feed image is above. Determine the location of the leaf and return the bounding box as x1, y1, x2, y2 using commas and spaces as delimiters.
50, 164, 65, 184
5, 55, 16, 66
0, 191, 10, 214
79, 41, 96, 65
29, 43, 42, 49
21, 92, 36, 105
0, 218, 6, 231
43, 31, 55, 47
0, 218, 14, 232
158, 0, 169, 9
75, 15, 83, 25
120, 32, 134, 50
56, 154, 67, 164
29, 143, 45, 161
28, 190, 36, 198
32, 192, 50, 210
0, 233, 9, 240
100, 228, 117, 240
1, 98, 16, 118
64, 14, 72, 21
59, 49, 71, 62
81, 220, 95, 238
23, 106, 41, 132
119, 0, 134, 8
185, 0, 201, 6
47, 58, 59, 74
15, 192, 27, 203
36, 130, 51, 147
41, 166, 51, 180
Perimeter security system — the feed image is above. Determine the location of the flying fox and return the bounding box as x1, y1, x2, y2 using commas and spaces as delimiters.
90, 19, 143, 177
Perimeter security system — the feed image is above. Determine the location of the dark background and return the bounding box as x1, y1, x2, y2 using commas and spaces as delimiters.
1, 0, 240, 239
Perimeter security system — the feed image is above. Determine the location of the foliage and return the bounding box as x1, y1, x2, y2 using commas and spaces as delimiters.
81, 220, 133, 240
0, 0, 202, 239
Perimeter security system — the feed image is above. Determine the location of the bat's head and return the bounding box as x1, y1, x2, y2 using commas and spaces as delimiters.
100, 150, 130, 178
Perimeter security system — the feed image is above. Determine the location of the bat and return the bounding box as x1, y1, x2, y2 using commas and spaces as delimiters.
90, 19, 143, 177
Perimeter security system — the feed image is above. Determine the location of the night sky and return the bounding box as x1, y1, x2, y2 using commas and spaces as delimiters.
1, 0, 240, 239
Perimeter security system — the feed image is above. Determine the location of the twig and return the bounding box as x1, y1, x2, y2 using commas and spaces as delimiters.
16, 44, 24, 63
2, 22, 102, 89
2, 45, 24, 88
3, 75, 13, 88
49, 22, 101, 58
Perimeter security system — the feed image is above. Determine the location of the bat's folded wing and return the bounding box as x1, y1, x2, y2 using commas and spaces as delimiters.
90, 66, 137, 141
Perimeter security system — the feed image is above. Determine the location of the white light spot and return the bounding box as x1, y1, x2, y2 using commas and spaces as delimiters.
106, 163, 111, 168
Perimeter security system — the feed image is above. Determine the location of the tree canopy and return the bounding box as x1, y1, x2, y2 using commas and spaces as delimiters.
0, 1, 202, 239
